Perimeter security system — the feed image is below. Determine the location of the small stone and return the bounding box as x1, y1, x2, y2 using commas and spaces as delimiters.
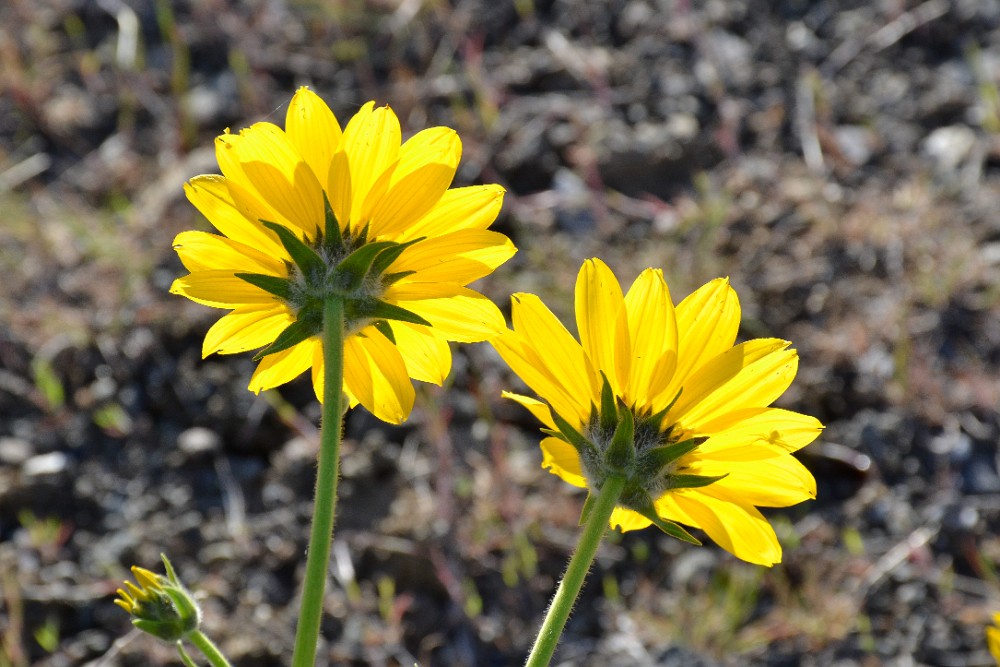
23, 451, 69, 477
922, 125, 976, 172
177, 427, 221, 456
0, 437, 33, 465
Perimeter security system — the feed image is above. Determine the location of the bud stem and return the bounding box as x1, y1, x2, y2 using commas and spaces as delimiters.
291, 296, 346, 667
187, 630, 233, 667
524, 474, 626, 667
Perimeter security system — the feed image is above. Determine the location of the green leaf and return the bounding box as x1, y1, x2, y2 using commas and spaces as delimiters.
604, 403, 635, 472
252, 318, 322, 361
551, 411, 593, 453
335, 241, 396, 292
641, 436, 707, 471
634, 505, 701, 545
599, 372, 618, 433
235, 272, 293, 301
260, 220, 325, 279
667, 473, 728, 491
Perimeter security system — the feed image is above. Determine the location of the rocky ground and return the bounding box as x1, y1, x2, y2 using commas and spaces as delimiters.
2, 0, 1000, 665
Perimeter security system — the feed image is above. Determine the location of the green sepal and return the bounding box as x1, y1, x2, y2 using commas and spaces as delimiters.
235, 272, 293, 301
252, 317, 322, 361
347, 299, 432, 328
381, 270, 416, 287
550, 411, 593, 453
641, 436, 707, 471
369, 237, 423, 278
667, 472, 728, 490
322, 192, 344, 253
162, 588, 200, 634
260, 220, 325, 280
652, 388, 683, 429
598, 372, 618, 433
634, 504, 701, 545
578, 492, 597, 526
357, 222, 371, 244
132, 618, 187, 642
334, 241, 397, 292
604, 402, 635, 472
373, 320, 396, 343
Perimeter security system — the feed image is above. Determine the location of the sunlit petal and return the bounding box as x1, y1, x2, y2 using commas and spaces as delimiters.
286, 87, 343, 188
203, 305, 294, 357
248, 340, 317, 394
540, 437, 587, 488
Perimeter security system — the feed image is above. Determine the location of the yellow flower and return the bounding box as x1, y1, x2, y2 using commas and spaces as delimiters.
492, 258, 822, 566
171, 87, 516, 423
988, 612, 1000, 665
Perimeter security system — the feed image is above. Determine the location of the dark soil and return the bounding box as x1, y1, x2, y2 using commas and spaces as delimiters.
3, 1, 1000, 665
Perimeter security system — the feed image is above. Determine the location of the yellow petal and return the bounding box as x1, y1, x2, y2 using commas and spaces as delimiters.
673, 340, 798, 427
369, 127, 461, 237
202, 305, 294, 357
184, 176, 285, 256
656, 489, 782, 566
326, 148, 353, 230
622, 268, 678, 409
343, 328, 414, 424
988, 621, 1000, 662
370, 162, 457, 238
285, 87, 343, 189
342, 103, 401, 224
684, 455, 817, 507
492, 333, 587, 431
311, 340, 326, 402
170, 270, 278, 308
399, 184, 505, 241
388, 322, 452, 385
248, 339, 317, 393
510, 293, 600, 411
697, 408, 824, 456
383, 283, 506, 342
231, 122, 325, 238
390, 230, 517, 285
663, 278, 740, 400
539, 436, 587, 488
609, 507, 653, 532
575, 258, 626, 395
501, 391, 556, 430
392, 127, 461, 188
172, 230, 287, 275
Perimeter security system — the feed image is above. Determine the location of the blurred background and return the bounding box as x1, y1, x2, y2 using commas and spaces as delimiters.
2, 0, 1000, 665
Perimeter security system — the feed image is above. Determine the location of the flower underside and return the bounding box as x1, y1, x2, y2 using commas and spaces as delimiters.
545, 374, 720, 545
492, 258, 824, 566
236, 193, 430, 362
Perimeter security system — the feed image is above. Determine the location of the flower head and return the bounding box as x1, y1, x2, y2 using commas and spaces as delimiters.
171, 88, 516, 423
492, 258, 822, 566
115, 555, 200, 642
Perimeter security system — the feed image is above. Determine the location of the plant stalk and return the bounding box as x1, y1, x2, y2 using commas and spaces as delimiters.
290, 296, 345, 667
524, 475, 626, 667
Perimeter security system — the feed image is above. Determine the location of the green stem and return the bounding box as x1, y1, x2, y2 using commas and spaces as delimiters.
187, 630, 233, 667
291, 296, 345, 667
524, 475, 626, 667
